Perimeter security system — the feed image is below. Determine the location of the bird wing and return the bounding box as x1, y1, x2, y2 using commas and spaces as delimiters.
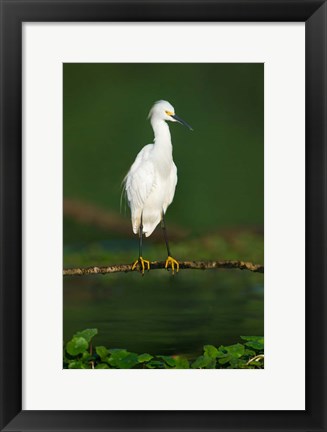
163, 162, 178, 213
124, 144, 155, 213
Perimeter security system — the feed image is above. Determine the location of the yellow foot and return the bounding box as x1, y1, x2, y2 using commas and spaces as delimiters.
131, 257, 150, 275
165, 256, 180, 275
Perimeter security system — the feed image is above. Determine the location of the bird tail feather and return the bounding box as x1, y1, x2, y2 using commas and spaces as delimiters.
120, 174, 129, 214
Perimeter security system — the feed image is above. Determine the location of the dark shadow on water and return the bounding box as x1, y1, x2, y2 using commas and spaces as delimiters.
64, 269, 263, 357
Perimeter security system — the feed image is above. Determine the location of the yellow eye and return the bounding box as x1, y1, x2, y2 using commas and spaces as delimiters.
165, 110, 174, 116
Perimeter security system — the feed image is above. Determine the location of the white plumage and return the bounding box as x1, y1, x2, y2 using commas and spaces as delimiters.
124, 100, 191, 238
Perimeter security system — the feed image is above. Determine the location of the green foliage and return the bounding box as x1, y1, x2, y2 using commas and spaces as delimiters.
63, 328, 264, 369
64, 328, 97, 359
190, 344, 220, 369
108, 350, 139, 368
191, 355, 215, 369
240, 336, 264, 350
66, 337, 89, 356
74, 328, 98, 343
137, 353, 153, 362
174, 356, 190, 369
95, 346, 109, 361
204, 344, 219, 358
216, 343, 245, 366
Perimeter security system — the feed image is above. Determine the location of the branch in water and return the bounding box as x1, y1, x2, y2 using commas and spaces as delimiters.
63, 260, 264, 276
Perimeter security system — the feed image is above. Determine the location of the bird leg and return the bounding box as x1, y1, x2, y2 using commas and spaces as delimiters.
132, 220, 150, 275
164, 256, 179, 275
132, 257, 150, 275
161, 213, 179, 275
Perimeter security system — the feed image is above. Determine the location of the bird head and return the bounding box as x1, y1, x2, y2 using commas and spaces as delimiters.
148, 100, 193, 130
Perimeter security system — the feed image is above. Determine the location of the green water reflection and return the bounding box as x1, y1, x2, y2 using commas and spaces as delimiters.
64, 269, 263, 356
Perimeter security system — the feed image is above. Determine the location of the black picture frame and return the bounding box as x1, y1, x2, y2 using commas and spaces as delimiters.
0, 0, 326, 431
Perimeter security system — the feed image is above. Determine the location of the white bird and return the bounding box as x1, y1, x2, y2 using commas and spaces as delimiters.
123, 100, 193, 274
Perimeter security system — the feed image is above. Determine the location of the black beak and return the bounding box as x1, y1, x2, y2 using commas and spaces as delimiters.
171, 114, 193, 131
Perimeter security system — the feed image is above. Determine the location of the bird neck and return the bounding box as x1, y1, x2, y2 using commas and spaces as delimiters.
151, 119, 172, 152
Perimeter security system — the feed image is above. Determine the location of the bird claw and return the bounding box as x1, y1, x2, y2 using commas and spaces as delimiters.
165, 256, 179, 275
132, 257, 151, 275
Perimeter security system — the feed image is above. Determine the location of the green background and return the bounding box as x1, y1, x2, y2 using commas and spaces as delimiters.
64, 63, 263, 234
63, 63, 264, 356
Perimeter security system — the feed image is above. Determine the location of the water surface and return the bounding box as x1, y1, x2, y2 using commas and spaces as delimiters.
64, 269, 263, 356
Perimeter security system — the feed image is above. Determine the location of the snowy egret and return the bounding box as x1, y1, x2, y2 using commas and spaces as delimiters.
123, 100, 193, 275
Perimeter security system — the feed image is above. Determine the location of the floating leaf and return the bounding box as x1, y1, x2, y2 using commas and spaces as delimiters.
95, 363, 110, 369
96, 346, 110, 361
244, 341, 264, 350
204, 345, 219, 359
108, 350, 139, 368
217, 356, 231, 365
116, 353, 139, 369
82, 351, 95, 362
244, 348, 256, 357
240, 336, 264, 350
66, 336, 88, 356
157, 355, 176, 368
191, 355, 215, 369
216, 343, 245, 365
229, 358, 247, 369
227, 343, 245, 357
137, 353, 153, 363
174, 356, 190, 369
68, 360, 87, 369
145, 360, 165, 369
74, 328, 98, 343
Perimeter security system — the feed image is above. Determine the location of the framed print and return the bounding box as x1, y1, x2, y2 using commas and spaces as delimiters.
0, 0, 326, 431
